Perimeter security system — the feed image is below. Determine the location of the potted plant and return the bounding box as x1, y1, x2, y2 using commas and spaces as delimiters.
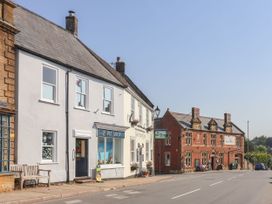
146, 161, 153, 175
130, 163, 138, 171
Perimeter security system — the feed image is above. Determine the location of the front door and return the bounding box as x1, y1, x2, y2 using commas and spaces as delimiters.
76, 139, 88, 177
194, 159, 200, 168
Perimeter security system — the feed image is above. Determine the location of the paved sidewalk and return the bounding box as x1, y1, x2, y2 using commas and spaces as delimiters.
0, 175, 173, 204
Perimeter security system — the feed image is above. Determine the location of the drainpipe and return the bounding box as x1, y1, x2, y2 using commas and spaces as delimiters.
65, 70, 71, 183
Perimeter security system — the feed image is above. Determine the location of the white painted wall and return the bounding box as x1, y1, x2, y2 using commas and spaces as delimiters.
16, 50, 125, 182
123, 89, 154, 177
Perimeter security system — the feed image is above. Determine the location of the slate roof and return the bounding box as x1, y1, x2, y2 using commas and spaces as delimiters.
13, 5, 154, 107
169, 111, 244, 134
13, 5, 123, 87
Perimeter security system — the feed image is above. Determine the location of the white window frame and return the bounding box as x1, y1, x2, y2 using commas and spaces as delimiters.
75, 76, 88, 109
41, 65, 58, 103
138, 103, 142, 126
146, 109, 150, 128
165, 152, 171, 166
103, 86, 114, 114
131, 97, 135, 120
145, 141, 150, 161
41, 131, 57, 163
130, 139, 136, 163
98, 137, 123, 164
165, 136, 171, 146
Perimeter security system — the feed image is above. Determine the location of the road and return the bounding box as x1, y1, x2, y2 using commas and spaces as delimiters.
43, 171, 272, 204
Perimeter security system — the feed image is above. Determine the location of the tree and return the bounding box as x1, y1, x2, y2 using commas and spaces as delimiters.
255, 145, 267, 153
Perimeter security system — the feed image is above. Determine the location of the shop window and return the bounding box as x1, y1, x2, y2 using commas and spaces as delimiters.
165, 152, 171, 166
185, 152, 192, 167
98, 136, 123, 164
0, 115, 11, 173
42, 131, 57, 162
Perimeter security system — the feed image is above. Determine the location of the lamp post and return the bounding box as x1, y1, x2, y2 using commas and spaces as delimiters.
153, 106, 160, 175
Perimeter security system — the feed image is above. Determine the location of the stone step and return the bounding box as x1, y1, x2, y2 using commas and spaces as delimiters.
74, 177, 96, 184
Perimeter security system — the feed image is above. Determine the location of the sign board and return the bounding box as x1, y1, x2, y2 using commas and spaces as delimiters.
97, 129, 125, 139
224, 135, 236, 145
155, 130, 168, 139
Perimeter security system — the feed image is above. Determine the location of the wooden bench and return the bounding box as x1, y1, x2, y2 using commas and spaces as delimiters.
10, 164, 51, 189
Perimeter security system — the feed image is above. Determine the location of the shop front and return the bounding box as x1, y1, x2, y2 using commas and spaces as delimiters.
95, 122, 128, 179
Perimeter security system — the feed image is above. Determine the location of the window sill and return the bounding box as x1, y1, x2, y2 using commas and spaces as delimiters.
101, 111, 115, 116
73, 107, 90, 112
39, 99, 60, 106
39, 162, 59, 165
99, 164, 124, 169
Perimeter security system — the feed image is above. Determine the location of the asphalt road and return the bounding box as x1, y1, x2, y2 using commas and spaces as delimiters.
43, 171, 272, 204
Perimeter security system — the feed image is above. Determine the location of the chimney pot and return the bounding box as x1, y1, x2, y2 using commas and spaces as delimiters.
116, 57, 125, 75
66, 10, 78, 37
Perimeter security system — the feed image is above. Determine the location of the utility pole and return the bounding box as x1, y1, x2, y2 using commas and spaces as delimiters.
247, 120, 250, 170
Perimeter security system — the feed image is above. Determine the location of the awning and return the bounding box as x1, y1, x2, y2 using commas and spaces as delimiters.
94, 122, 129, 132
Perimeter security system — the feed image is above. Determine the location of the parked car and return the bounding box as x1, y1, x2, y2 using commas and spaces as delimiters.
195, 164, 206, 172
255, 163, 266, 170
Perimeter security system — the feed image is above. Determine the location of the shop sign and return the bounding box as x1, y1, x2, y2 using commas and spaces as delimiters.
224, 135, 236, 145
155, 129, 168, 139
98, 129, 125, 138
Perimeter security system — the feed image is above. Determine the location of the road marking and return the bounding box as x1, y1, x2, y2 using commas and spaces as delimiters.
228, 176, 236, 181
209, 180, 223, 187
65, 200, 82, 204
171, 188, 201, 200
114, 195, 129, 199
123, 190, 141, 194
106, 194, 118, 197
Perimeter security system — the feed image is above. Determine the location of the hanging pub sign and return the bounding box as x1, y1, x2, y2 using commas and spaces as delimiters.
98, 129, 125, 139
155, 129, 168, 139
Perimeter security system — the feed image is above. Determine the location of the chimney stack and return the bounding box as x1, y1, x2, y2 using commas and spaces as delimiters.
192, 107, 200, 119
0, 0, 16, 25
66, 10, 78, 37
116, 57, 125, 75
224, 113, 232, 132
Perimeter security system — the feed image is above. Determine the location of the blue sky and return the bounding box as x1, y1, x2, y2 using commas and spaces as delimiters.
14, 0, 272, 138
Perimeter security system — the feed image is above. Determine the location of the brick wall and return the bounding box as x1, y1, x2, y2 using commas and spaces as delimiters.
0, 0, 17, 192
155, 111, 245, 174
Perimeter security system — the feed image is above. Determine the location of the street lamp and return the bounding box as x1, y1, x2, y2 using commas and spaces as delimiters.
153, 106, 160, 175
155, 106, 161, 119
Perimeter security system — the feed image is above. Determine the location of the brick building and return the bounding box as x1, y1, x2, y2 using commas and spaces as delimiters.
154, 108, 244, 173
0, 0, 18, 191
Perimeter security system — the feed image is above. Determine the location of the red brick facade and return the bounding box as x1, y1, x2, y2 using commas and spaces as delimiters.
155, 109, 244, 174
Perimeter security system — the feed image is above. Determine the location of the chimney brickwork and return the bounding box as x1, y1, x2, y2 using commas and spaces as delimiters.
66, 10, 78, 36
191, 107, 201, 129
116, 57, 125, 75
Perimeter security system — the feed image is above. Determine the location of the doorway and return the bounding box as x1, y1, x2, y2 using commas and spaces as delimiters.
76, 139, 88, 177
